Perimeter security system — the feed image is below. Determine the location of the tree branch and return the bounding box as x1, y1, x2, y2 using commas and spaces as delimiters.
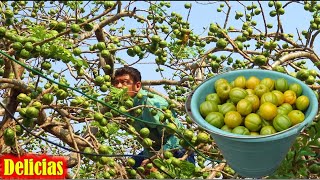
310, 30, 320, 48
35, 4, 118, 47
142, 86, 183, 109
271, 51, 320, 69
141, 79, 187, 86
79, 11, 136, 41
258, 1, 268, 37
223, 2, 231, 29
206, 163, 226, 179
220, 28, 252, 61
0, 109, 4, 116
0, 78, 32, 93
38, 110, 89, 150
95, 28, 114, 76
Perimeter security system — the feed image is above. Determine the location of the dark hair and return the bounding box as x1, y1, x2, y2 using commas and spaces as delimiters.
114, 66, 141, 82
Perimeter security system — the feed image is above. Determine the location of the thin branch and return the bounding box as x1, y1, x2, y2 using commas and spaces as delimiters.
283, 1, 301, 8
79, 11, 136, 41
0, 109, 4, 116
258, 1, 267, 37
64, 116, 81, 179
296, 28, 305, 46
34, 5, 118, 47
273, 9, 283, 42
11, 60, 21, 80
206, 163, 226, 179
186, 4, 192, 22
308, 85, 320, 89
309, 30, 320, 48
223, 1, 231, 29
141, 79, 186, 86
271, 51, 320, 69
83, 119, 99, 149
219, 28, 252, 61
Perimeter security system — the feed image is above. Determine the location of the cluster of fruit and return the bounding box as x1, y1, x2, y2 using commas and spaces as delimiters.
199, 76, 310, 136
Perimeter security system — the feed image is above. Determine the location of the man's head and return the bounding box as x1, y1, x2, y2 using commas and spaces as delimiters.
113, 66, 142, 97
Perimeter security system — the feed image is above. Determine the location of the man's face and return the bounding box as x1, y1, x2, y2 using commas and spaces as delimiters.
113, 74, 141, 97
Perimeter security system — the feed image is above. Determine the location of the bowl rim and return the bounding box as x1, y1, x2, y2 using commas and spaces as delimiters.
187, 69, 319, 140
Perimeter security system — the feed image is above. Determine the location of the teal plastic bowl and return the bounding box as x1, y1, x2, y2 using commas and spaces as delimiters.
188, 69, 318, 178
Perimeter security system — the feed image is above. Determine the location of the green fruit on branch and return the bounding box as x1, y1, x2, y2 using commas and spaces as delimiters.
296, 69, 309, 81
151, 35, 161, 43
24, 42, 33, 51
15, 125, 24, 136
253, 55, 267, 66
25, 107, 40, 118
216, 38, 228, 49
163, 151, 173, 159
165, 122, 176, 132
184, 3, 192, 9
97, 42, 106, 50
56, 89, 68, 100
142, 138, 153, 148
183, 129, 194, 140
127, 158, 136, 166
41, 61, 52, 70
4, 128, 15, 146
196, 132, 209, 144
94, 76, 105, 86
70, 24, 81, 33
73, 48, 82, 56
139, 127, 150, 138
32, 101, 42, 109
99, 156, 110, 165
17, 93, 31, 103
94, 112, 104, 121
12, 42, 23, 50
42, 94, 54, 105
22, 118, 35, 128
101, 49, 111, 58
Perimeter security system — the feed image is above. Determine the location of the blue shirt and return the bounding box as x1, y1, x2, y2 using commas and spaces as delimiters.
132, 89, 182, 156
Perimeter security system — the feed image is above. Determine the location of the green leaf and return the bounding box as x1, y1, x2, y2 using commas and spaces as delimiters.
299, 149, 316, 157
151, 159, 176, 178
153, 158, 166, 167
307, 126, 316, 138
28, 25, 47, 40
297, 167, 308, 177
178, 161, 195, 177
286, 150, 295, 160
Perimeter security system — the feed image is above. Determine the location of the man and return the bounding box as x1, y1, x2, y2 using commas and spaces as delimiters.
112, 66, 195, 168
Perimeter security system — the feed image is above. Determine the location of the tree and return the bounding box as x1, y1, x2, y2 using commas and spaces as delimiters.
0, 1, 319, 179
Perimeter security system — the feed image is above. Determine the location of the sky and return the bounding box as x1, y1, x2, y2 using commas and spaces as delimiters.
111, 1, 315, 94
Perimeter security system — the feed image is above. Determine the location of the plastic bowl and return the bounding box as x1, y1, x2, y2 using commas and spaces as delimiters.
188, 69, 318, 178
